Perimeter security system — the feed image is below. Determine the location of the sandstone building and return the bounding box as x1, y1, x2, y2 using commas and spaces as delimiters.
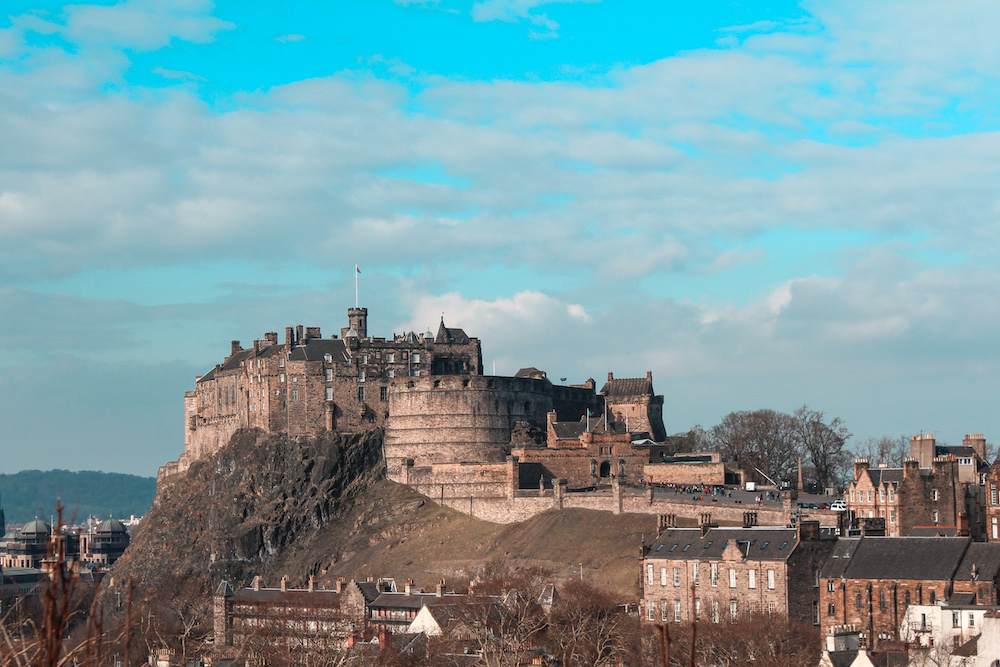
640, 520, 836, 627
818, 536, 1000, 647
845, 434, 989, 539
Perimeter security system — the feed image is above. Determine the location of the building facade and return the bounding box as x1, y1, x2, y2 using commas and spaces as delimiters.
818, 536, 1000, 647
640, 521, 836, 626
845, 434, 989, 539
179, 307, 483, 471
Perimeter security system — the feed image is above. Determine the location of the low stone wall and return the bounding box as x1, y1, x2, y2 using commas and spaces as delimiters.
644, 462, 729, 486
428, 484, 841, 526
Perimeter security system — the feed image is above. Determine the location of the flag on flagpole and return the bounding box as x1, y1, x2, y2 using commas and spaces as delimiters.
356, 265, 361, 274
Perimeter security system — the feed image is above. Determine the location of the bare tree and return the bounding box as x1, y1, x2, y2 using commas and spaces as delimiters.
710, 410, 800, 484
548, 580, 634, 667
792, 405, 851, 490
849, 435, 909, 468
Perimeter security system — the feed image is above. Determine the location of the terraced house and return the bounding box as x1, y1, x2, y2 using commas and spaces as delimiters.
639, 520, 837, 626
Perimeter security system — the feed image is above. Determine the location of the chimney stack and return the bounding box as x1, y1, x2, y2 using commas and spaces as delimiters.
280, 575, 287, 592
335, 577, 346, 594
436, 579, 446, 597
252, 576, 263, 591
308, 575, 316, 592
405, 579, 414, 595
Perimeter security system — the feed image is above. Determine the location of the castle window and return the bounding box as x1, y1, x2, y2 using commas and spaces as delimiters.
890, 510, 895, 524
325, 368, 333, 381
673, 568, 680, 586
279, 373, 285, 383
674, 600, 681, 622
729, 568, 736, 588
279, 358, 284, 367
748, 569, 756, 589
387, 353, 394, 363
660, 567, 667, 586
731, 599, 738, 620
291, 389, 298, 402
380, 387, 388, 402
711, 563, 718, 587
888, 489, 893, 502
358, 370, 365, 382
647, 564, 655, 586
933, 511, 939, 523
767, 570, 775, 590
661, 599, 669, 621
879, 589, 886, 611
275, 389, 280, 396
361, 355, 368, 364
387, 369, 394, 378
413, 369, 421, 377
412, 353, 420, 363
932, 489, 939, 501
856, 589, 863, 610
357, 387, 364, 402
325, 388, 333, 401
692, 563, 699, 586
324, 353, 332, 363
827, 580, 835, 592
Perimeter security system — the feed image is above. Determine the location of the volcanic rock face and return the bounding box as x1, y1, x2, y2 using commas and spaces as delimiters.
111, 428, 385, 594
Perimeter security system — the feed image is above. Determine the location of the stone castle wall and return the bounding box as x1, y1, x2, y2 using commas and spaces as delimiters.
384, 375, 594, 481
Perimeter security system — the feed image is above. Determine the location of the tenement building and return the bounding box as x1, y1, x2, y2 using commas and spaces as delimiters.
639, 520, 836, 626
845, 434, 989, 539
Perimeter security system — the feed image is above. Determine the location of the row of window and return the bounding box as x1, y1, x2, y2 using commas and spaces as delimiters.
646, 563, 776, 590
647, 598, 777, 622
358, 352, 419, 365
851, 488, 941, 503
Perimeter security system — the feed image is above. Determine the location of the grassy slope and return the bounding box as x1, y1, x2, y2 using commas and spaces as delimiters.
283, 480, 681, 599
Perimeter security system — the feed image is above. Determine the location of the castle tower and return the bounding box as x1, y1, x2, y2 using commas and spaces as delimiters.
342, 307, 368, 339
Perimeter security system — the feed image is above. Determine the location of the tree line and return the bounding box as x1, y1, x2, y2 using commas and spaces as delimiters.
685, 405, 930, 490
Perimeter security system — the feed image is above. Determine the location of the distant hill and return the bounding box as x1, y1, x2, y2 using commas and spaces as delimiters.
0, 469, 156, 525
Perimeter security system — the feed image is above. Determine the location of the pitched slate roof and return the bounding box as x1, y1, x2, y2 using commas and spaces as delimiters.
863, 467, 906, 486
954, 542, 1000, 583
646, 527, 799, 562
287, 338, 349, 362
841, 537, 970, 581
819, 538, 860, 580
435, 318, 470, 344
229, 587, 342, 607
600, 376, 653, 398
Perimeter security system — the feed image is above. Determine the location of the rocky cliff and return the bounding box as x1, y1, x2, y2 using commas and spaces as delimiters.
109, 426, 655, 607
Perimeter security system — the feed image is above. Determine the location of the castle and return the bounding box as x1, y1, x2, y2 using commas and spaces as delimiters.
162, 306, 760, 525
176, 307, 482, 471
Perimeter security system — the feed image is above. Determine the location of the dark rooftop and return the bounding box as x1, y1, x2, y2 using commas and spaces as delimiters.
841, 537, 970, 581
646, 527, 800, 562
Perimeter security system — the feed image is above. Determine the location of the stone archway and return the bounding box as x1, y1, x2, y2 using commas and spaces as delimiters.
599, 460, 611, 478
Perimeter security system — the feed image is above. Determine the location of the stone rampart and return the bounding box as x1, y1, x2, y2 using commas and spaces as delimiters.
385, 375, 571, 480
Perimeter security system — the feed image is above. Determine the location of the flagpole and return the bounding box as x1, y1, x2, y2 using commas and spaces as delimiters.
355, 264, 359, 308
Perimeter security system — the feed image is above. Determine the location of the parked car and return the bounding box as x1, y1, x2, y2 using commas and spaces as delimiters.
830, 500, 847, 512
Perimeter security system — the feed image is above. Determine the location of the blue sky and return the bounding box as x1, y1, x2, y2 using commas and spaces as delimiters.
2, 0, 999, 476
